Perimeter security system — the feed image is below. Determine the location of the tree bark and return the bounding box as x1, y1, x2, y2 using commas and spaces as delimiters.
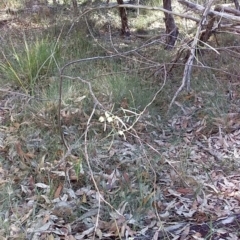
233, 0, 240, 10
71, 0, 79, 16
117, 0, 130, 36
199, 16, 215, 48
179, 0, 240, 22
214, 5, 240, 16
163, 0, 179, 49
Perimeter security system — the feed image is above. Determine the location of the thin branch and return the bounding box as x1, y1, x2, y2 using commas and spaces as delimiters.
82, 3, 200, 23
168, 0, 216, 112
58, 39, 172, 150
125, 65, 167, 132
83, 104, 124, 237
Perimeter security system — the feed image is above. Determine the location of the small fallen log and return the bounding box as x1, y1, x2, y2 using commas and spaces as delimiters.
178, 0, 240, 22
214, 4, 240, 16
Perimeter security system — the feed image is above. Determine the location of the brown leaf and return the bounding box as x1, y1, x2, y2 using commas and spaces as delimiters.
120, 97, 128, 109
28, 175, 35, 191
54, 183, 63, 199
15, 142, 35, 162
193, 211, 209, 223
122, 172, 130, 184
176, 188, 193, 195
15, 141, 25, 161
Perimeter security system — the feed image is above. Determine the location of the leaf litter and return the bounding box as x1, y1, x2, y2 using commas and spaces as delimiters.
1, 91, 240, 239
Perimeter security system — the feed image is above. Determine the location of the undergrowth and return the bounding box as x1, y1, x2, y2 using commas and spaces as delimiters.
1, 1, 240, 238
0, 37, 60, 94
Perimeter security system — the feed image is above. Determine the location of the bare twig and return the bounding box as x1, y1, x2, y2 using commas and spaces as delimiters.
0, 88, 32, 98
58, 39, 170, 150
83, 104, 124, 237
168, 0, 216, 112
81, 3, 200, 22
125, 65, 167, 132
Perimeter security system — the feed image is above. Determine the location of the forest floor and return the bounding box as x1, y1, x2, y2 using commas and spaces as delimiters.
1, 1, 240, 239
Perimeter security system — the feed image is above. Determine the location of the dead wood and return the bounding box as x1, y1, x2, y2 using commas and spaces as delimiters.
214, 4, 240, 16
178, 0, 240, 22
218, 24, 240, 33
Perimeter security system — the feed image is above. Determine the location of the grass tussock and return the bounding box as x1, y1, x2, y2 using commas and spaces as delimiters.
0, 38, 60, 94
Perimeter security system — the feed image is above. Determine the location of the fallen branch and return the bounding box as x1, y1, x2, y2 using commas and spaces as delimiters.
214, 4, 240, 16
178, 0, 240, 22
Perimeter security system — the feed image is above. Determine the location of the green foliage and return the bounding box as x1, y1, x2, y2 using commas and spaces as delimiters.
64, 34, 94, 59
0, 38, 59, 94
108, 73, 154, 110
1, 0, 240, 238
148, 0, 162, 6
73, 158, 84, 181
1, 0, 23, 8
0, 183, 12, 236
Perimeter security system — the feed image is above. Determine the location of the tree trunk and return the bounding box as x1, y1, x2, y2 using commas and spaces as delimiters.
233, 0, 240, 10
117, 0, 130, 37
199, 16, 215, 46
71, 0, 79, 16
137, 0, 139, 16
163, 0, 179, 49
